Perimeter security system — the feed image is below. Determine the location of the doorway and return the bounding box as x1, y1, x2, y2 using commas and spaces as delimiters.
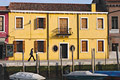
0, 45, 3, 59
60, 43, 68, 59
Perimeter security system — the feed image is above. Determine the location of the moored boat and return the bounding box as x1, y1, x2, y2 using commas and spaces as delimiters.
9, 72, 45, 80
64, 71, 108, 80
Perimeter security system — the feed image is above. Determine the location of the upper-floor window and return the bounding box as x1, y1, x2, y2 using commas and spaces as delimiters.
81, 40, 88, 52
81, 18, 88, 29
0, 16, 4, 31
97, 40, 104, 52
97, 18, 104, 29
59, 18, 68, 34
36, 18, 46, 29
13, 41, 25, 53
15, 17, 24, 29
34, 40, 46, 53
112, 43, 119, 51
112, 16, 118, 29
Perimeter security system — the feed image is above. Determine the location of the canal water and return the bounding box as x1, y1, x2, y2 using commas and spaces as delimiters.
1, 64, 119, 80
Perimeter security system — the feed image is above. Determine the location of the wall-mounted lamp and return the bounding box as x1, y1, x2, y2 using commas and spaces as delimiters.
29, 20, 31, 24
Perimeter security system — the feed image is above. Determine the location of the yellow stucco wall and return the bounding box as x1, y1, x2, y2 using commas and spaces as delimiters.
8, 12, 108, 60
79, 14, 108, 59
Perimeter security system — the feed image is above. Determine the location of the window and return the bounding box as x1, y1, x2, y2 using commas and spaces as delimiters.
36, 18, 46, 29
0, 16, 4, 31
16, 17, 23, 29
34, 40, 46, 53
13, 41, 25, 53
59, 18, 68, 34
97, 18, 104, 29
112, 43, 119, 51
98, 40, 104, 52
81, 40, 88, 52
112, 16, 118, 29
81, 18, 88, 29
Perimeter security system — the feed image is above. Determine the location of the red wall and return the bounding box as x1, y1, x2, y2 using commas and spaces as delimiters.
0, 13, 8, 43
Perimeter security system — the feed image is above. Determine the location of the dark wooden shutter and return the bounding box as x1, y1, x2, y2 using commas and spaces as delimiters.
98, 41, 103, 51
44, 41, 46, 52
60, 18, 68, 34
13, 41, 17, 53
82, 41, 87, 52
23, 41, 25, 52
43, 18, 46, 29
37, 18, 39, 28
98, 19, 103, 29
16, 18, 22, 28
34, 41, 38, 53
82, 18, 87, 28
0, 17, 3, 31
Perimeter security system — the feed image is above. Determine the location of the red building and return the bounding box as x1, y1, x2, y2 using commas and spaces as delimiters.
0, 6, 9, 60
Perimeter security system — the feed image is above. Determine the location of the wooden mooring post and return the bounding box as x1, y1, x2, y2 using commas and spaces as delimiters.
116, 45, 120, 70
91, 48, 95, 73
60, 46, 63, 79
22, 51, 25, 72
36, 52, 39, 74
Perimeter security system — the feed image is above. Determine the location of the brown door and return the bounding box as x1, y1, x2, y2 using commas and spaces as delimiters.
59, 18, 68, 34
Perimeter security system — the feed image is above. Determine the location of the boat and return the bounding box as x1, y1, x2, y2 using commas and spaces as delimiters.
64, 71, 108, 80
94, 71, 120, 80
9, 72, 45, 80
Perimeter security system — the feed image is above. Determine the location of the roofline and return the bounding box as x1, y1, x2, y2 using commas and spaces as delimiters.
0, 10, 9, 12
10, 10, 108, 14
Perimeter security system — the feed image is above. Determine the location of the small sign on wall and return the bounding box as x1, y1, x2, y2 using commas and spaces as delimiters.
6, 44, 14, 57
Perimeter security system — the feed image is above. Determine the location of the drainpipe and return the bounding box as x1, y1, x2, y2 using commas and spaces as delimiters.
47, 13, 50, 78
77, 14, 79, 59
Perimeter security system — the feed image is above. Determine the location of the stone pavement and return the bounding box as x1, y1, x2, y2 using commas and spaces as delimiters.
0, 59, 119, 67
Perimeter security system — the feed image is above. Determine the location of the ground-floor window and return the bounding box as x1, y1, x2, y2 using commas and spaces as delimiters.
34, 40, 46, 53
112, 43, 119, 51
97, 40, 104, 52
13, 41, 25, 53
81, 40, 88, 52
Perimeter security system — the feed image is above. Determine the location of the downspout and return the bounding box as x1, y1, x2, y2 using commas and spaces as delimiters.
47, 13, 50, 77
77, 14, 79, 59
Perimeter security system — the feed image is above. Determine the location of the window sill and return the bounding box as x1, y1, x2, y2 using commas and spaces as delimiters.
81, 51, 88, 53
110, 29, 119, 33
97, 28, 104, 30
37, 52, 44, 53
0, 31, 5, 32
81, 28, 88, 30
97, 51, 104, 53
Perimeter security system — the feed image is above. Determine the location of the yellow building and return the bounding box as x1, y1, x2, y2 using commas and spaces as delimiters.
8, 2, 108, 60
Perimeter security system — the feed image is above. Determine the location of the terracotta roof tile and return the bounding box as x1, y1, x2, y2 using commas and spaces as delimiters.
0, 6, 9, 11
9, 2, 91, 11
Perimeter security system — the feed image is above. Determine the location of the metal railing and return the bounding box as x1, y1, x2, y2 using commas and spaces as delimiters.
56, 28, 72, 36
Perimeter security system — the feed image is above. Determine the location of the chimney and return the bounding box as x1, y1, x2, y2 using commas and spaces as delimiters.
91, 3, 96, 12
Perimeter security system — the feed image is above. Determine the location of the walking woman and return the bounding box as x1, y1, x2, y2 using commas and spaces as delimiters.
28, 48, 36, 61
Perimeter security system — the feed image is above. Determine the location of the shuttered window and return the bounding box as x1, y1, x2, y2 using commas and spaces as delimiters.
81, 18, 88, 29
59, 18, 68, 34
0, 16, 4, 31
16, 17, 23, 29
36, 18, 46, 29
98, 18, 103, 29
112, 43, 118, 51
98, 40, 104, 52
112, 16, 118, 29
82, 40, 88, 52
13, 41, 25, 53
34, 41, 46, 53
